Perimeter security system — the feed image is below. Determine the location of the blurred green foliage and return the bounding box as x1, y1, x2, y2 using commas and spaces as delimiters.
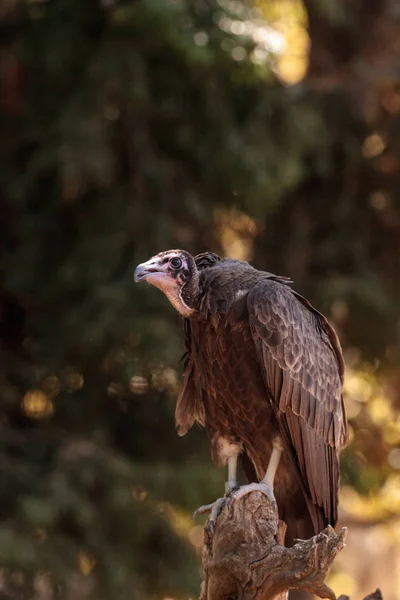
1, 0, 400, 598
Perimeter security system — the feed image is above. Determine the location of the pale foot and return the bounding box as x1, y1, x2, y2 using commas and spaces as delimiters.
229, 481, 277, 510
193, 497, 226, 533
193, 481, 238, 533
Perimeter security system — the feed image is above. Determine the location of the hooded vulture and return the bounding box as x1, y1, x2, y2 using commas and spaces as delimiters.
134, 250, 347, 542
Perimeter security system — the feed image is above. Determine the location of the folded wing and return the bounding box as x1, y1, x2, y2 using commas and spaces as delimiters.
248, 278, 347, 530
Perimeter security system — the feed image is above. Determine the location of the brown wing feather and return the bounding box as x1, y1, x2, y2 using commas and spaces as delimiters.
175, 362, 206, 436
175, 320, 206, 436
248, 279, 346, 530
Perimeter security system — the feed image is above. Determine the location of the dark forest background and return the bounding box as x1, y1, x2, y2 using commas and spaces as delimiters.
1, 0, 400, 598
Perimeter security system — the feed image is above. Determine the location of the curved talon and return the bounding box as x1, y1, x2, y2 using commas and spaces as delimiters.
193, 496, 226, 533
193, 503, 215, 520
209, 497, 226, 526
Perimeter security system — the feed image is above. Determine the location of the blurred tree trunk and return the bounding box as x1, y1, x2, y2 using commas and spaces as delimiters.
304, 0, 399, 102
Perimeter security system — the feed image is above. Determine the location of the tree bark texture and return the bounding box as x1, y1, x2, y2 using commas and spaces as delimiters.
199, 491, 382, 600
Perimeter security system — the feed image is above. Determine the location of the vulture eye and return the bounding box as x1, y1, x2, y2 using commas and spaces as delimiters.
170, 257, 182, 269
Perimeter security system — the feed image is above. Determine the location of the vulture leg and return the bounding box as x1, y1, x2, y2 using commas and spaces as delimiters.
194, 455, 239, 531
230, 437, 283, 508
226, 454, 239, 492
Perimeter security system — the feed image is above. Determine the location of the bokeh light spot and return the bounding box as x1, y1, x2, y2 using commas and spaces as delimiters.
370, 190, 390, 211
230, 20, 246, 35
22, 390, 54, 419
388, 448, 400, 469
65, 371, 84, 392
215, 208, 257, 261
231, 46, 247, 61
363, 132, 386, 158
78, 552, 96, 576
129, 376, 148, 394
194, 31, 208, 46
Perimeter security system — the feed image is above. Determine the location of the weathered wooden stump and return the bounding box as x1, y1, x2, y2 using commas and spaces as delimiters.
199, 491, 348, 600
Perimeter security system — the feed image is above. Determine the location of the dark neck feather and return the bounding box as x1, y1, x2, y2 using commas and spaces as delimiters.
181, 266, 200, 310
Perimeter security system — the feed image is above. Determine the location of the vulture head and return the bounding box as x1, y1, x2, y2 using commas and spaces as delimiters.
134, 250, 199, 317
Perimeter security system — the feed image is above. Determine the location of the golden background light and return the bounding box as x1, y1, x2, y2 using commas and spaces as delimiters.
22, 390, 54, 419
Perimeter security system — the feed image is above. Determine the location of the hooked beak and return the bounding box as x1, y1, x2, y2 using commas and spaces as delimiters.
134, 258, 166, 283
134, 263, 150, 283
